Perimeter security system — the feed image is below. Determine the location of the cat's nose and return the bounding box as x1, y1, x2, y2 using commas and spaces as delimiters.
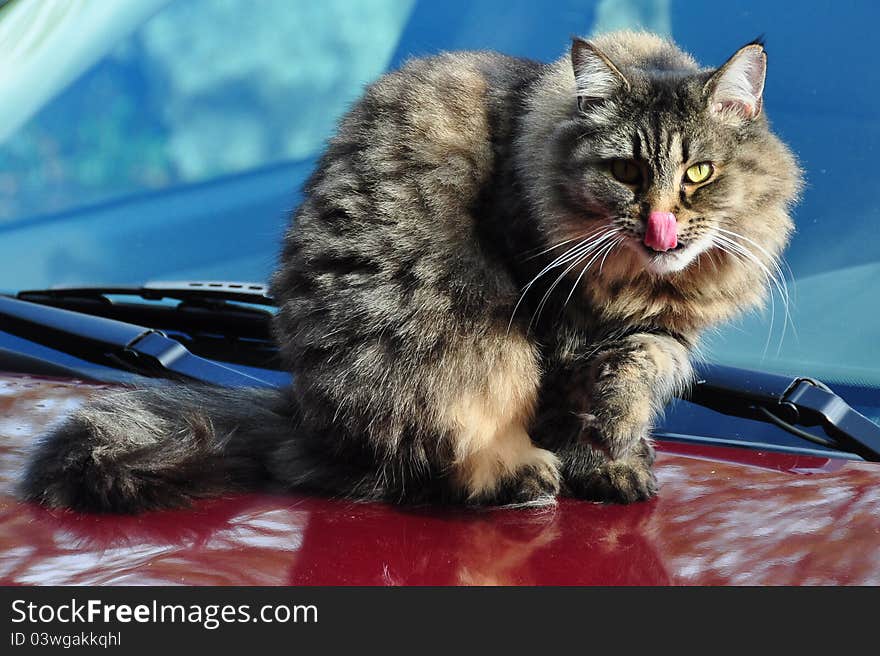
644, 211, 678, 252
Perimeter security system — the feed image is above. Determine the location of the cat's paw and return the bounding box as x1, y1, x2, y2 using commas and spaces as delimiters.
566, 459, 657, 504
479, 455, 561, 508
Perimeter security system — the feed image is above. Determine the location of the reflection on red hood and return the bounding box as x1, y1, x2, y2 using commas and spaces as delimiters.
2, 373, 879, 585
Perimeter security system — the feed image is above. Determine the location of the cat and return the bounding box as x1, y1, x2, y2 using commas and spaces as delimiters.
21, 31, 801, 513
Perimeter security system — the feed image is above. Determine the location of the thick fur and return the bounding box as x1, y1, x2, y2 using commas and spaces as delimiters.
21, 32, 801, 513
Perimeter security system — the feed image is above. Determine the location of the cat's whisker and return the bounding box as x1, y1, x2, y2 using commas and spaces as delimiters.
716, 227, 791, 300
531, 258, 587, 328
713, 231, 790, 346
715, 226, 788, 276
521, 235, 584, 260
527, 229, 621, 328
708, 249, 721, 275
513, 240, 591, 305
533, 230, 622, 311
711, 234, 784, 358
714, 226, 798, 352
598, 236, 625, 277
533, 230, 611, 274
712, 236, 778, 314
711, 237, 777, 359
715, 226, 792, 311
562, 236, 620, 310
521, 226, 606, 261
710, 237, 773, 357
507, 227, 620, 331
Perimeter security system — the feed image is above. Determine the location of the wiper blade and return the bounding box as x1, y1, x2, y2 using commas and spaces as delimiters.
0, 295, 275, 388
17, 280, 274, 306
687, 363, 880, 461
14, 281, 279, 369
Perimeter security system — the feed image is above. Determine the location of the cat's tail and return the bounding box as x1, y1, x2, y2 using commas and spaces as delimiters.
20, 383, 323, 513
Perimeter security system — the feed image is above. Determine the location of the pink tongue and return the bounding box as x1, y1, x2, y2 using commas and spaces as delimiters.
644, 211, 678, 252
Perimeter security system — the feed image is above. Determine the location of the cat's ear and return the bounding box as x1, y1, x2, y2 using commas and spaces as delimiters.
571, 37, 630, 110
705, 41, 767, 121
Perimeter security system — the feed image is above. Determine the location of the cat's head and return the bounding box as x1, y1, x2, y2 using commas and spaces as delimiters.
521, 32, 801, 289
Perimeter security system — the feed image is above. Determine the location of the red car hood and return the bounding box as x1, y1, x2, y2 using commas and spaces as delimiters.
2, 373, 879, 585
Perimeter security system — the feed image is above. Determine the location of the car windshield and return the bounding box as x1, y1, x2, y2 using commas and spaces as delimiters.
0, 0, 878, 390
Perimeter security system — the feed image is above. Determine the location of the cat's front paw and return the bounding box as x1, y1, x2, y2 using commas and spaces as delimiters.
567, 459, 657, 504
477, 456, 561, 509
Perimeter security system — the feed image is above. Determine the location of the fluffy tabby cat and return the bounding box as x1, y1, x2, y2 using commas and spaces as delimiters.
22, 31, 800, 513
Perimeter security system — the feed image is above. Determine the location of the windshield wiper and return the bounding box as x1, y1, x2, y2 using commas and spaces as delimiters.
5, 282, 880, 460
13, 281, 278, 369
0, 294, 275, 387
687, 363, 880, 462
17, 280, 274, 306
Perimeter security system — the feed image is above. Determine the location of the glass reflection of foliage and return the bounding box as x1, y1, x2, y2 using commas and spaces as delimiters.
0, 0, 414, 222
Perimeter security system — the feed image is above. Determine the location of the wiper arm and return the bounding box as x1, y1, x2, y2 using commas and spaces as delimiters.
0, 295, 275, 388
687, 363, 880, 461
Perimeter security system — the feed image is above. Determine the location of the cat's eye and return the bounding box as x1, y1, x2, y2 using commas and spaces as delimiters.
684, 162, 714, 184
610, 159, 642, 185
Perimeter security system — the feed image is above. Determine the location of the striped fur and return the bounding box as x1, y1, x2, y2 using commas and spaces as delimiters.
22, 32, 800, 512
